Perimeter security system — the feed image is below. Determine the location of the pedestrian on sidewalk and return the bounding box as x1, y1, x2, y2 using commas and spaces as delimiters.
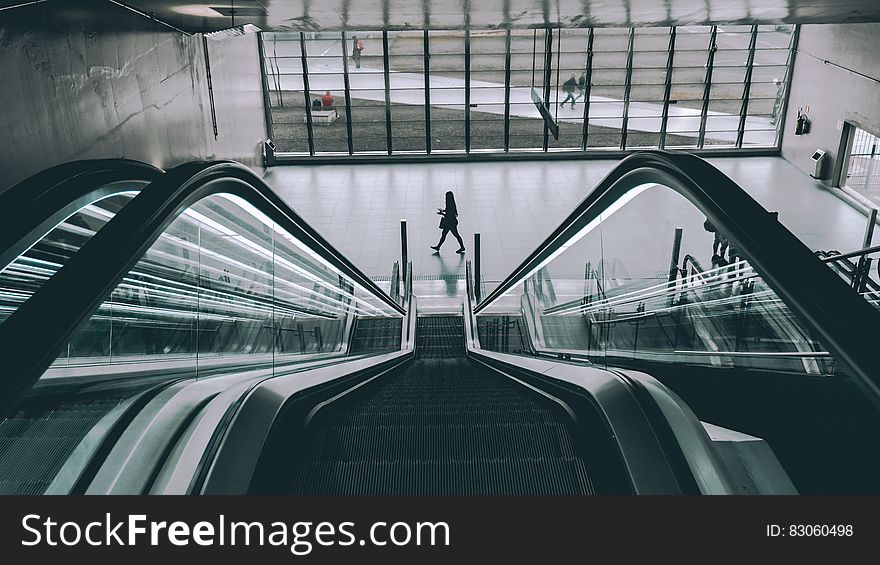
351, 35, 364, 69
769, 78, 785, 125
575, 71, 588, 102
431, 191, 466, 254
561, 73, 578, 109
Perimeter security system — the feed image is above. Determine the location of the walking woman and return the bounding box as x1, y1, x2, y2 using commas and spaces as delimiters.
431, 191, 466, 254
351, 35, 364, 69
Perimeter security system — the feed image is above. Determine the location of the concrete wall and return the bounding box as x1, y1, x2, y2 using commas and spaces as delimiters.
0, 0, 267, 192
782, 24, 880, 184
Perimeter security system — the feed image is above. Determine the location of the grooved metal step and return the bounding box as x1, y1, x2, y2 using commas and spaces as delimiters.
290, 315, 592, 495
0, 397, 126, 495
293, 458, 592, 495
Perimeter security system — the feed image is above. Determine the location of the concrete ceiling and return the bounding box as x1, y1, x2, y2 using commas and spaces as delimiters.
6, 0, 880, 32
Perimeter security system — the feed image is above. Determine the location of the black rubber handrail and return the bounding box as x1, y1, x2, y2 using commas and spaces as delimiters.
0, 159, 164, 271
474, 150, 880, 407
0, 160, 403, 418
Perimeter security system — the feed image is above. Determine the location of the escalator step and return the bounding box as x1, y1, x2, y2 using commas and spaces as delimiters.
305, 422, 577, 462
0, 397, 125, 495
286, 315, 592, 495
293, 458, 592, 495
330, 407, 561, 427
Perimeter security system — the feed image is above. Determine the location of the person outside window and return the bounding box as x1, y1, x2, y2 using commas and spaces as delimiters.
321, 91, 338, 117
561, 73, 578, 109
574, 72, 588, 103
351, 35, 364, 69
770, 78, 785, 125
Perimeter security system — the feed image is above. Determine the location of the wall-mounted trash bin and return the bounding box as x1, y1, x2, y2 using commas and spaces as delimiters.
810, 149, 826, 179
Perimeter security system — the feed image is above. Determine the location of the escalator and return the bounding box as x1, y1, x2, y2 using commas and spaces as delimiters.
474, 151, 880, 494
284, 316, 591, 495
0, 159, 407, 494
1, 152, 879, 495
0, 160, 165, 495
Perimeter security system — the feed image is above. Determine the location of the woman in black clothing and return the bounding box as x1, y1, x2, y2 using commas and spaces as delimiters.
431, 191, 465, 254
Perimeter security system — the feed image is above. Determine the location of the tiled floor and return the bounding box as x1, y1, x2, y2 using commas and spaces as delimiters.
264, 157, 874, 285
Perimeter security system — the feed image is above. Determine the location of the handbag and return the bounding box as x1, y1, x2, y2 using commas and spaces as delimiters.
439, 216, 447, 229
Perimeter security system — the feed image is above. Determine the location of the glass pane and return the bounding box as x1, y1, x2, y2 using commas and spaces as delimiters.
844, 126, 880, 207
507, 29, 546, 150
46, 193, 402, 379
427, 30, 466, 152
548, 29, 590, 150
469, 31, 508, 151
588, 29, 628, 148
0, 191, 139, 330
342, 31, 386, 154
623, 28, 671, 149
388, 31, 426, 153
480, 181, 841, 377
263, 32, 310, 154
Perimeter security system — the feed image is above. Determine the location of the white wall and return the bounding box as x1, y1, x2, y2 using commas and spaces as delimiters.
782, 23, 880, 184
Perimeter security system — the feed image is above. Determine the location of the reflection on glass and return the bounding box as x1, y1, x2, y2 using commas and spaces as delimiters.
0, 191, 138, 327
49, 193, 402, 373
479, 182, 839, 376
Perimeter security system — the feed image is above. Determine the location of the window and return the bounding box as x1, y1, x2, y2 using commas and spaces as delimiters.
844, 126, 880, 206
428, 30, 467, 152
261, 25, 796, 157
262, 32, 310, 154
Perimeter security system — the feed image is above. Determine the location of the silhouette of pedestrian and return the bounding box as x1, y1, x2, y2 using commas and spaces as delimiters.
351, 35, 364, 69
431, 191, 465, 254
561, 73, 578, 109
704, 217, 728, 264
575, 72, 588, 102
770, 78, 785, 125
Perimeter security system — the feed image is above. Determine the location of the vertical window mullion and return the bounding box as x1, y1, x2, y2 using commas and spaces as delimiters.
382, 31, 393, 155
620, 27, 635, 150
775, 25, 800, 147
698, 26, 718, 149
580, 28, 594, 151
503, 29, 512, 152
554, 28, 561, 117
465, 30, 471, 154
299, 32, 315, 156
542, 29, 553, 152
659, 27, 676, 149
736, 25, 758, 148
424, 31, 432, 154
256, 32, 275, 145
340, 31, 355, 155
